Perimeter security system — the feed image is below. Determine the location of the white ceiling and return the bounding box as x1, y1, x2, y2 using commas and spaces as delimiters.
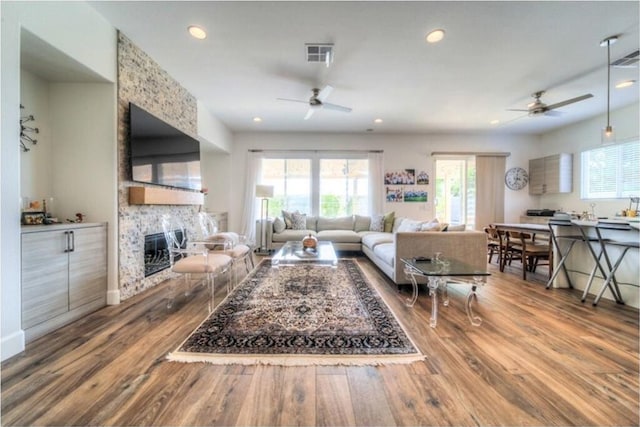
88, 1, 639, 135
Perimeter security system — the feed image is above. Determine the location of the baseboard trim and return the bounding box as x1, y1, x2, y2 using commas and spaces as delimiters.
107, 289, 121, 305
1, 330, 25, 361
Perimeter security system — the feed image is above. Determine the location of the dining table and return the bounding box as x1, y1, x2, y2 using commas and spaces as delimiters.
490, 223, 554, 278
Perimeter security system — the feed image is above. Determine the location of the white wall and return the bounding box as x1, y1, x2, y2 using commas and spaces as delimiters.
539, 103, 640, 217
227, 132, 542, 232
1, 1, 117, 361
20, 70, 53, 205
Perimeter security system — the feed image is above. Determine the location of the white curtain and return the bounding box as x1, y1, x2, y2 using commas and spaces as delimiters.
475, 155, 506, 230
240, 151, 263, 242
368, 151, 384, 215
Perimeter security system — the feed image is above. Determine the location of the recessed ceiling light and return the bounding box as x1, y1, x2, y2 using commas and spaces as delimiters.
252, 117, 262, 123
188, 26, 207, 40
616, 80, 636, 89
374, 118, 383, 124
490, 119, 500, 125
426, 29, 445, 43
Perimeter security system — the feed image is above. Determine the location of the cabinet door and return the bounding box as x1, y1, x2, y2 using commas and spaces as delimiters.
21, 231, 69, 329
528, 157, 545, 195
69, 225, 107, 309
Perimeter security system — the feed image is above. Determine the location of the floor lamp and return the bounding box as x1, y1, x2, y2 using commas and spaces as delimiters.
255, 184, 274, 254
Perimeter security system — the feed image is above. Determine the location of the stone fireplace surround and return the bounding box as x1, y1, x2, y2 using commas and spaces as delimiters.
117, 32, 202, 300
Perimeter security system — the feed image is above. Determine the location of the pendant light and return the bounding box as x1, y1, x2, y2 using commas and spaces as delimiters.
600, 35, 617, 144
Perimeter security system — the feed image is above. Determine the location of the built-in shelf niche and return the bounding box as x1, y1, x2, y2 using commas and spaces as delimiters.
128, 186, 204, 205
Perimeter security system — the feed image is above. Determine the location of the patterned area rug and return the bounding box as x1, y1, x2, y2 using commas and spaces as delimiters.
167, 259, 424, 366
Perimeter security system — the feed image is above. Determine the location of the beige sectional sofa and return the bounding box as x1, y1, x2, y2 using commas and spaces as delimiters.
263, 215, 487, 285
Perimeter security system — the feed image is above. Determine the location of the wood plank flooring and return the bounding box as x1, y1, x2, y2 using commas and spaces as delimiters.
2, 255, 638, 426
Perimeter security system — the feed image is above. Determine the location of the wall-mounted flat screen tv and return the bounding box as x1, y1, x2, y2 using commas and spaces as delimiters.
129, 102, 201, 191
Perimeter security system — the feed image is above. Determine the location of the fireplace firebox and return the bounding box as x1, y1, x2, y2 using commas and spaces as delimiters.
144, 230, 184, 277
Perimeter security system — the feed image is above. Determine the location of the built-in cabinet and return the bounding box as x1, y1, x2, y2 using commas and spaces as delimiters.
21, 222, 107, 341
529, 153, 573, 195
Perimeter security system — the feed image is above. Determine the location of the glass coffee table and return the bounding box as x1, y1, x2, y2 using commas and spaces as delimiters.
272, 240, 338, 268
401, 257, 490, 328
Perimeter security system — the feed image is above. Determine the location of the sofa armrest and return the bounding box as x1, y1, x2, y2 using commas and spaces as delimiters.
394, 231, 487, 280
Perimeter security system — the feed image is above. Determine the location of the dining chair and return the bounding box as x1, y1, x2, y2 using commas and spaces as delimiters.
198, 212, 254, 288
505, 230, 552, 280
162, 214, 232, 311
483, 226, 502, 265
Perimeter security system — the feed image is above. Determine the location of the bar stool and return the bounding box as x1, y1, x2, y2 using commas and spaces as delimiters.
574, 222, 624, 304
546, 218, 597, 290
592, 221, 639, 306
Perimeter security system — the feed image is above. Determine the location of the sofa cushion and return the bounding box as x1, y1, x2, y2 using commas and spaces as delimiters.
362, 232, 393, 250
317, 216, 354, 231
306, 216, 318, 231
271, 229, 316, 242
316, 230, 361, 243
445, 223, 466, 231
273, 217, 285, 233
354, 215, 371, 232
373, 243, 395, 267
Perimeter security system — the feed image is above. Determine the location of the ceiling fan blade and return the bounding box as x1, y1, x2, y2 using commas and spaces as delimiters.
276, 97, 308, 104
316, 85, 334, 102
322, 102, 352, 113
545, 93, 593, 110
500, 114, 528, 126
544, 110, 563, 117
304, 108, 316, 120
506, 108, 529, 112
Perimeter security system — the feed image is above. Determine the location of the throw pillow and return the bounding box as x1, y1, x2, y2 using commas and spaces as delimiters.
369, 214, 384, 232
383, 211, 395, 233
291, 212, 307, 230
420, 218, 442, 232
273, 217, 285, 233
397, 219, 423, 232
282, 210, 295, 229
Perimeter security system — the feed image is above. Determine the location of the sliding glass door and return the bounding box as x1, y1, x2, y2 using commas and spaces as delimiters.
434, 156, 476, 229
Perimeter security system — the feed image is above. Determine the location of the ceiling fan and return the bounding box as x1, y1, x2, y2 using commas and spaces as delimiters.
508, 90, 593, 117
277, 85, 352, 120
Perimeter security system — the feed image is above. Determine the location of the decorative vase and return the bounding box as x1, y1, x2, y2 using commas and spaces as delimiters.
302, 233, 318, 251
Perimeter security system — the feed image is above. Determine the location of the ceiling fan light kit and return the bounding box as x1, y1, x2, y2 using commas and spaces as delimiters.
601, 35, 618, 144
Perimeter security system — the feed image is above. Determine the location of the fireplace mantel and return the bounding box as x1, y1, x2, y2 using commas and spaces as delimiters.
128, 186, 204, 205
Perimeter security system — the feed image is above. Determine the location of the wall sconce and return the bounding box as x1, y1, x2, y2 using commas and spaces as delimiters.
600, 35, 618, 144
20, 104, 39, 152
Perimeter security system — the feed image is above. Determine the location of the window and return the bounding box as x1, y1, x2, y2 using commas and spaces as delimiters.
581, 140, 640, 199
260, 154, 370, 217
261, 158, 311, 216
319, 159, 369, 216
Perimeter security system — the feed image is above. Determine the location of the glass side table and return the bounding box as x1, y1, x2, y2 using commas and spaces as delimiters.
401, 257, 490, 328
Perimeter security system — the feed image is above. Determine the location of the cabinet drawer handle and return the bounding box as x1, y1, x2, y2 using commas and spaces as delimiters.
64, 231, 70, 253
69, 230, 75, 252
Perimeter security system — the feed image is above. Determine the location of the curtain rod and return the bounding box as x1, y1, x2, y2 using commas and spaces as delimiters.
431, 151, 511, 157
249, 149, 383, 153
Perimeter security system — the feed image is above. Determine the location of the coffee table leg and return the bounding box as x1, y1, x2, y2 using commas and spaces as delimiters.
405, 270, 419, 307
466, 277, 483, 326
428, 277, 439, 328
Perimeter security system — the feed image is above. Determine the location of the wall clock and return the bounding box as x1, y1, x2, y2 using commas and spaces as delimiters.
505, 167, 529, 190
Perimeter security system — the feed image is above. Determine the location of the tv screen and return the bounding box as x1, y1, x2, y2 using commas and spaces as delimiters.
129, 103, 201, 191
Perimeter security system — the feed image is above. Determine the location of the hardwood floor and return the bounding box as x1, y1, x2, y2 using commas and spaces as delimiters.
2, 255, 638, 426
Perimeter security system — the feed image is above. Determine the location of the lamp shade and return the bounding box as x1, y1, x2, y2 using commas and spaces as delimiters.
255, 184, 274, 198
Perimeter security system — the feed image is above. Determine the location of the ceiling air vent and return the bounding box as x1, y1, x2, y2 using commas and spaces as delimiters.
612, 50, 639, 68
305, 43, 334, 66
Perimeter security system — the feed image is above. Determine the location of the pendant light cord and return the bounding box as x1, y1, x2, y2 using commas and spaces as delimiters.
606, 40, 611, 127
